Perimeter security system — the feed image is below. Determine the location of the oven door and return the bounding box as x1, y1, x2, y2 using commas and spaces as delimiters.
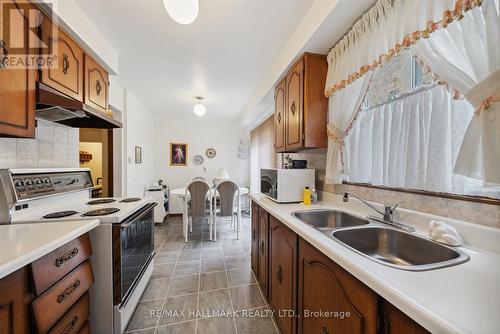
113, 202, 157, 306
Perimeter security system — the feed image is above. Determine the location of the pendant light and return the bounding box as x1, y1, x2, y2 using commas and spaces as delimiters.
163, 0, 199, 25
193, 96, 206, 117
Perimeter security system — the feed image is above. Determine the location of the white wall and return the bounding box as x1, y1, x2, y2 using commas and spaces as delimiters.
125, 92, 155, 197
153, 115, 249, 214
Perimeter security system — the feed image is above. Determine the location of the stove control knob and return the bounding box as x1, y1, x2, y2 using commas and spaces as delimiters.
14, 179, 25, 189
43, 177, 51, 186
25, 179, 35, 189
35, 178, 43, 187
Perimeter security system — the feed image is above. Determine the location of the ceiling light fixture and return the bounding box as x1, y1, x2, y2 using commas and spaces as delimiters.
163, 0, 199, 25
193, 96, 206, 117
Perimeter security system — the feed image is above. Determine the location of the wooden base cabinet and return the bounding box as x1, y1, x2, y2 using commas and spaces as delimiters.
0, 267, 32, 334
251, 202, 259, 273
380, 301, 428, 334
298, 238, 378, 334
269, 216, 297, 334
257, 206, 269, 298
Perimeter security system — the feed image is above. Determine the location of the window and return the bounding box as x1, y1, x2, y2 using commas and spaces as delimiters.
250, 116, 275, 193
344, 51, 500, 199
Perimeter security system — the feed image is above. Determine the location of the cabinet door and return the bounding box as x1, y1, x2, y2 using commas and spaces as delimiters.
0, 0, 36, 138
0, 267, 31, 334
251, 202, 259, 274
84, 54, 108, 113
285, 58, 304, 150
274, 78, 286, 152
40, 16, 84, 102
269, 216, 297, 334
298, 238, 378, 334
382, 301, 428, 334
257, 206, 269, 297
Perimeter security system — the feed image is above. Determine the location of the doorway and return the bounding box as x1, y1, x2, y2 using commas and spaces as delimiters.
79, 129, 114, 198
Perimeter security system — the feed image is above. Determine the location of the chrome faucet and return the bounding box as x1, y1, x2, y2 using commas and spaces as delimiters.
343, 192, 414, 232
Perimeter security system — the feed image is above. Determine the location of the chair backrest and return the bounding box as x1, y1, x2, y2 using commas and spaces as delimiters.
192, 176, 207, 182
186, 180, 210, 217
215, 180, 239, 217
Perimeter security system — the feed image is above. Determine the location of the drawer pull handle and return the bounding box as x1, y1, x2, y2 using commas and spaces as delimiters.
57, 279, 80, 303
260, 240, 264, 254
277, 265, 283, 284
62, 316, 78, 334
0, 40, 8, 69
322, 325, 329, 334
62, 54, 70, 74
290, 102, 296, 116
55, 247, 79, 267
96, 80, 102, 96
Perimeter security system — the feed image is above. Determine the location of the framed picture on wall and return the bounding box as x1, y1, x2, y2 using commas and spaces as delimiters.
170, 143, 188, 166
135, 146, 142, 164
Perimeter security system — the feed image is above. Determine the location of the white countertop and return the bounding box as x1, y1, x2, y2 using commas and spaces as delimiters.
250, 193, 500, 334
0, 220, 100, 279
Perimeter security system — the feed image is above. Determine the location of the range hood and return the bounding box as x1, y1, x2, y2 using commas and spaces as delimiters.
36, 82, 122, 129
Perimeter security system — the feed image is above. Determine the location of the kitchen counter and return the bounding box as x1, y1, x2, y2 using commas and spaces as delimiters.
0, 219, 100, 279
250, 193, 500, 334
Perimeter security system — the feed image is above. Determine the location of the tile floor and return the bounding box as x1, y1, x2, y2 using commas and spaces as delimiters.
125, 215, 279, 334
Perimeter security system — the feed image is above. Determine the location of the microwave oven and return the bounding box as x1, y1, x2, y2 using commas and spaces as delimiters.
260, 168, 315, 203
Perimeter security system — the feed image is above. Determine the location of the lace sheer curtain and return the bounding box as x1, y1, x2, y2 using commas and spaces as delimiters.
326, 72, 373, 184
250, 116, 275, 193
411, 0, 500, 183
345, 85, 499, 197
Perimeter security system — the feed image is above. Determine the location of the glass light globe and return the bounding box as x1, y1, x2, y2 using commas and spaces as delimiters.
163, 0, 199, 25
193, 102, 206, 116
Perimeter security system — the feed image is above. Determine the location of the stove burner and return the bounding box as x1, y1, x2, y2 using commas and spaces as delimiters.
120, 197, 141, 203
83, 207, 120, 216
44, 211, 78, 219
87, 198, 116, 205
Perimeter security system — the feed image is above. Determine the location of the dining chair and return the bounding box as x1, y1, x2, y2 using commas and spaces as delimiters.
184, 180, 212, 242
192, 176, 207, 182
213, 180, 240, 241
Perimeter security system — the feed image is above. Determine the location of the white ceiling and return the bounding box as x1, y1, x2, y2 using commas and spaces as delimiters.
74, 0, 314, 119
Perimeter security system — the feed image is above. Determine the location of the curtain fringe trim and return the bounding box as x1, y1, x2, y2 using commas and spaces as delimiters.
324, 0, 482, 98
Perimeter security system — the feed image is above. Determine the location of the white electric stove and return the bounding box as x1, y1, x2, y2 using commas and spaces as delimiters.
0, 168, 156, 334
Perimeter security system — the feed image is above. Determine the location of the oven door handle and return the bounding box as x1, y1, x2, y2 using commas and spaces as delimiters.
120, 202, 157, 229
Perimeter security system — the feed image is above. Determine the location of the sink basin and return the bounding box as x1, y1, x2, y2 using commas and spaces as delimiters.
332, 227, 469, 271
293, 209, 369, 230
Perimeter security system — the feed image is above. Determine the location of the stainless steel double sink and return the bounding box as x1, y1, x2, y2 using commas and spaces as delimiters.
292, 209, 469, 271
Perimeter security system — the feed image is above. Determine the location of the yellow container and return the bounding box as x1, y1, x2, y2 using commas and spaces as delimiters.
303, 187, 311, 205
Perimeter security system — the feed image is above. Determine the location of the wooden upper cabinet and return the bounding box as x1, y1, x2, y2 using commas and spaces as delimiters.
84, 54, 108, 113
274, 78, 286, 151
269, 216, 297, 334
0, 0, 36, 138
298, 238, 378, 334
285, 58, 304, 150
274, 53, 328, 152
40, 14, 84, 102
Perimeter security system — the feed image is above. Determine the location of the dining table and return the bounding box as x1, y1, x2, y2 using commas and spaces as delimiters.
170, 186, 249, 241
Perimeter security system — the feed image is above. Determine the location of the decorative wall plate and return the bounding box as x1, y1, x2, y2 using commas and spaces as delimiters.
193, 154, 204, 165
206, 148, 216, 159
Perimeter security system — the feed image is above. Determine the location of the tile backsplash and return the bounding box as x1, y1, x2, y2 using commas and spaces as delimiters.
279, 148, 500, 229
0, 120, 79, 168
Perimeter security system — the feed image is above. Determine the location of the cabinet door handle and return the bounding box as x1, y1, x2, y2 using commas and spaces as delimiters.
277, 112, 281, 123
252, 229, 256, 241
277, 265, 283, 284
322, 325, 329, 334
290, 101, 296, 116
55, 247, 79, 267
0, 40, 8, 69
57, 279, 80, 303
96, 80, 102, 96
62, 53, 70, 74
62, 316, 78, 334
260, 240, 264, 254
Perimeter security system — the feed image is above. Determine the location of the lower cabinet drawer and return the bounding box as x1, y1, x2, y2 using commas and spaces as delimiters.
78, 321, 90, 334
48, 293, 89, 334
31, 234, 92, 296
32, 260, 94, 334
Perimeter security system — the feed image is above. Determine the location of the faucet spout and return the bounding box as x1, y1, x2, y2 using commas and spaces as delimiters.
343, 192, 388, 219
